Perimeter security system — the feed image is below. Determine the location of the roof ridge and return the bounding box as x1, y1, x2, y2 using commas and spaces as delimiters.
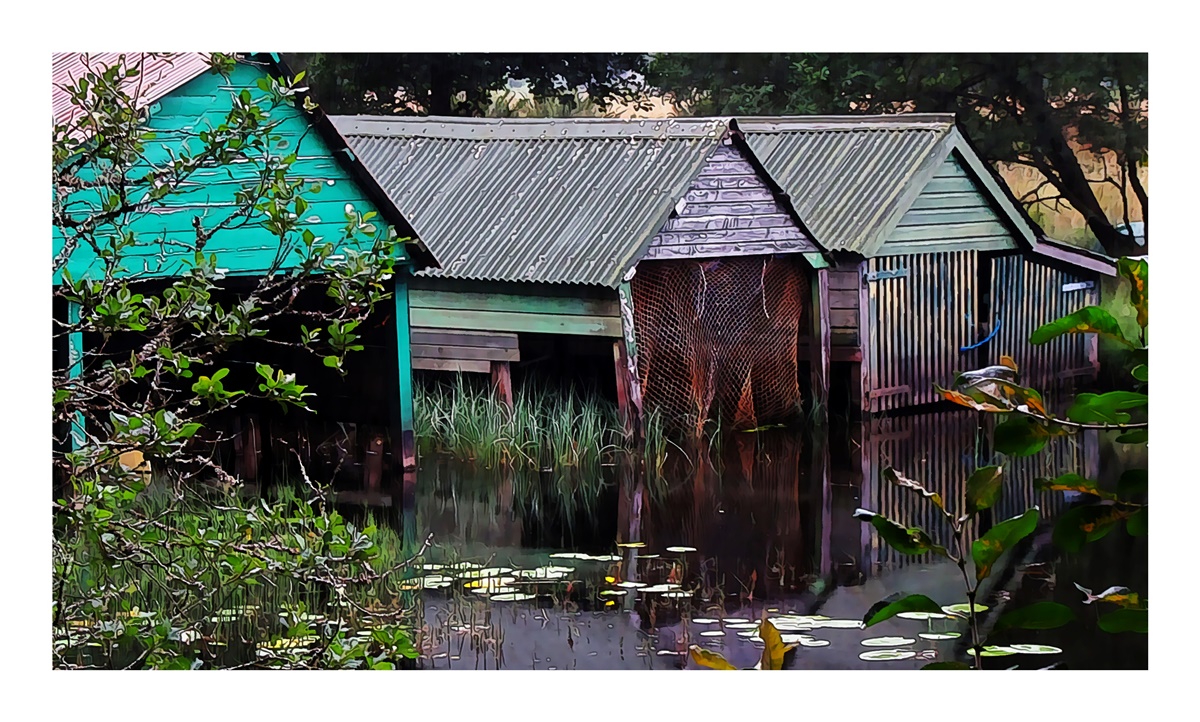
330, 115, 730, 141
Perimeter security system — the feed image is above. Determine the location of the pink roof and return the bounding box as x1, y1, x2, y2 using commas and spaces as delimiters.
52, 52, 214, 132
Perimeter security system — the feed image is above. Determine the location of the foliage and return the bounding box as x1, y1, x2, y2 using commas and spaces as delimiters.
647, 53, 1148, 256
284, 53, 650, 117
52, 53, 422, 668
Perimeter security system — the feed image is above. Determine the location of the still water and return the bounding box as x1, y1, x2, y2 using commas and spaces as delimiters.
403, 409, 1147, 670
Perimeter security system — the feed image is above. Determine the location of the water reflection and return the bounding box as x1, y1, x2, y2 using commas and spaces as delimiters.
406, 408, 1145, 670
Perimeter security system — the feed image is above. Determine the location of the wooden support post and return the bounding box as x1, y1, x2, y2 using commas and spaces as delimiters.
67, 301, 86, 451
490, 360, 514, 409
856, 260, 874, 418
810, 267, 832, 417
616, 281, 644, 444
392, 275, 417, 472
976, 252, 994, 372
811, 427, 833, 578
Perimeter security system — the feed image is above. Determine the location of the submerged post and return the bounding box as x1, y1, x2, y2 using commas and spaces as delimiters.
811, 267, 831, 418
490, 360, 514, 409
67, 300, 85, 451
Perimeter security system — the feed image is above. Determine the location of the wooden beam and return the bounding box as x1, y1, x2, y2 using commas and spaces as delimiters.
411, 344, 519, 363
491, 361, 514, 409
810, 268, 831, 415
412, 358, 491, 373
410, 288, 620, 318
410, 328, 518, 349
410, 307, 622, 337
617, 281, 644, 443
393, 276, 416, 472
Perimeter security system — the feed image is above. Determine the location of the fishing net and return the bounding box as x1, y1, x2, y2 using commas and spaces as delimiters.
631, 256, 808, 433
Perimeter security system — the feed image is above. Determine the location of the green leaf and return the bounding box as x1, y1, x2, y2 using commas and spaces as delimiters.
1131, 364, 1148, 383
1114, 429, 1148, 444
1117, 469, 1148, 498
1126, 507, 1147, 537
1034, 473, 1116, 500
855, 509, 947, 557
922, 661, 971, 670
1098, 608, 1148, 634
882, 468, 944, 512
1066, 391, 1147, 425
995, 602, 1075, 630
863, 593, 943, 628
1053, 504, 1134, 553
1029, 306, 1136, 348
993, 415, 1049, 457
689, 645, 738, 670
1117, 257, 1148, 330
965, 465, 1004, 514
972, 507, 1039, 581
323, 356, 341, 369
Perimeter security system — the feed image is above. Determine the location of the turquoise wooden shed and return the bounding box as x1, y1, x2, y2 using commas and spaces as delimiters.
52, 53, 440, 492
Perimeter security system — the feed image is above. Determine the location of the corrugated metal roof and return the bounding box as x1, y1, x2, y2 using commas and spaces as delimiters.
735, 115, 957, 254
332, 116, 729, 287
53, 53, 215, 134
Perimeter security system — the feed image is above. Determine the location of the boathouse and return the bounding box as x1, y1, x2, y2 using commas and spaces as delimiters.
736, 115, 1116, 415
332, 116, 827, 434
52, 53, 440, 496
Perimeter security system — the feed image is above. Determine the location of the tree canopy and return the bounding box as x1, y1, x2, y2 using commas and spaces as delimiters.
646, 53, 1148, 257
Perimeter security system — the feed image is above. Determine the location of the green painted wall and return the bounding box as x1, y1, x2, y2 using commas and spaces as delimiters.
880, 151, 1020, 256
53, 61, 406, 282
409, 286, 622, 337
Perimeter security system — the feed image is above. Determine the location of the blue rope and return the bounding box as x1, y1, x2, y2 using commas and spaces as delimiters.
960, 318, 1001, 353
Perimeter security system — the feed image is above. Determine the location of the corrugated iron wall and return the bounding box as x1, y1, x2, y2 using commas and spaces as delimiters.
867, 252, 979, 412
990, 254, 1099, 393
869, 410, 1085, 570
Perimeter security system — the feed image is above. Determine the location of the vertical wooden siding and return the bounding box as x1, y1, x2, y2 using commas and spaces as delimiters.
867, 252, 979, 412
879, 152, 1020, 256
990, 254, 1100, 392
869, 410, 1083, 570
828, 267, 860, 347
644, 139, 818, 260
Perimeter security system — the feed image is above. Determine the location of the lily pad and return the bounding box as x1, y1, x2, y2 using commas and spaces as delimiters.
617, 542, 647, 548
666, 546, 698, 553
692, 618, 720, 625
722, 617, 752, 624
662, 591, 693, 599
941, 603, 989, 617
514, 568, 569, 580
918, 632, 961, 640
896, 611, 950, 621
700, 630, 726, 637
861, 636, 916, 647
549, 552, 591, 560
811, 619, 865, 630
616, 581, 646, 588
599, 590, 627, 596
969, 646, 1017, 657
1006, 643, 1062, 655
448, 561, 482, 570
799, 638, 831, 648
584, 554, 622, 562
859, 649, 917, 661
724, 622, 759, 630
457, 567, 515, 579
638, 554, 661, 559
464, 576, 516, 590
489, 592, 537, 602
421, 563, 446, 571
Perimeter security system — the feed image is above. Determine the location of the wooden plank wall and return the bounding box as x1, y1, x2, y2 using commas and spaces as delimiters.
866, 252, 979, 412
828, 267, 861, 348
868, 410, 1083, 570
879, 152, 1021, 256
409, 288, 622, 337
644, 138, 819, 260
989, 254, 1100, 392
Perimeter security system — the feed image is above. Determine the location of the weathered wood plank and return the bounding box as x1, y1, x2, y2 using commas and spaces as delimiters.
907, 190, 993, 212
831, 329, 859, 346
410, 289, 620, 318
491, 361, 514, 408
830, 309, 858, 329
410, 328, 518, 349
812, 268, 831, 412
921, 175, 979, 195
829, 288, 859, 311
410, 308, 622, 337
643, 239, 817, 261
412, 358, 491, 373
880, 236, 1017, 255
828, 270, 861, 291
683, 187, 776, 204
895, 207, 1004, 227
411, 344, 520, 362
889, 220, 1012, 243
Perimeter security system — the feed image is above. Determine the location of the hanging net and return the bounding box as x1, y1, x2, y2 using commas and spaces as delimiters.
631, 256, 808, 433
